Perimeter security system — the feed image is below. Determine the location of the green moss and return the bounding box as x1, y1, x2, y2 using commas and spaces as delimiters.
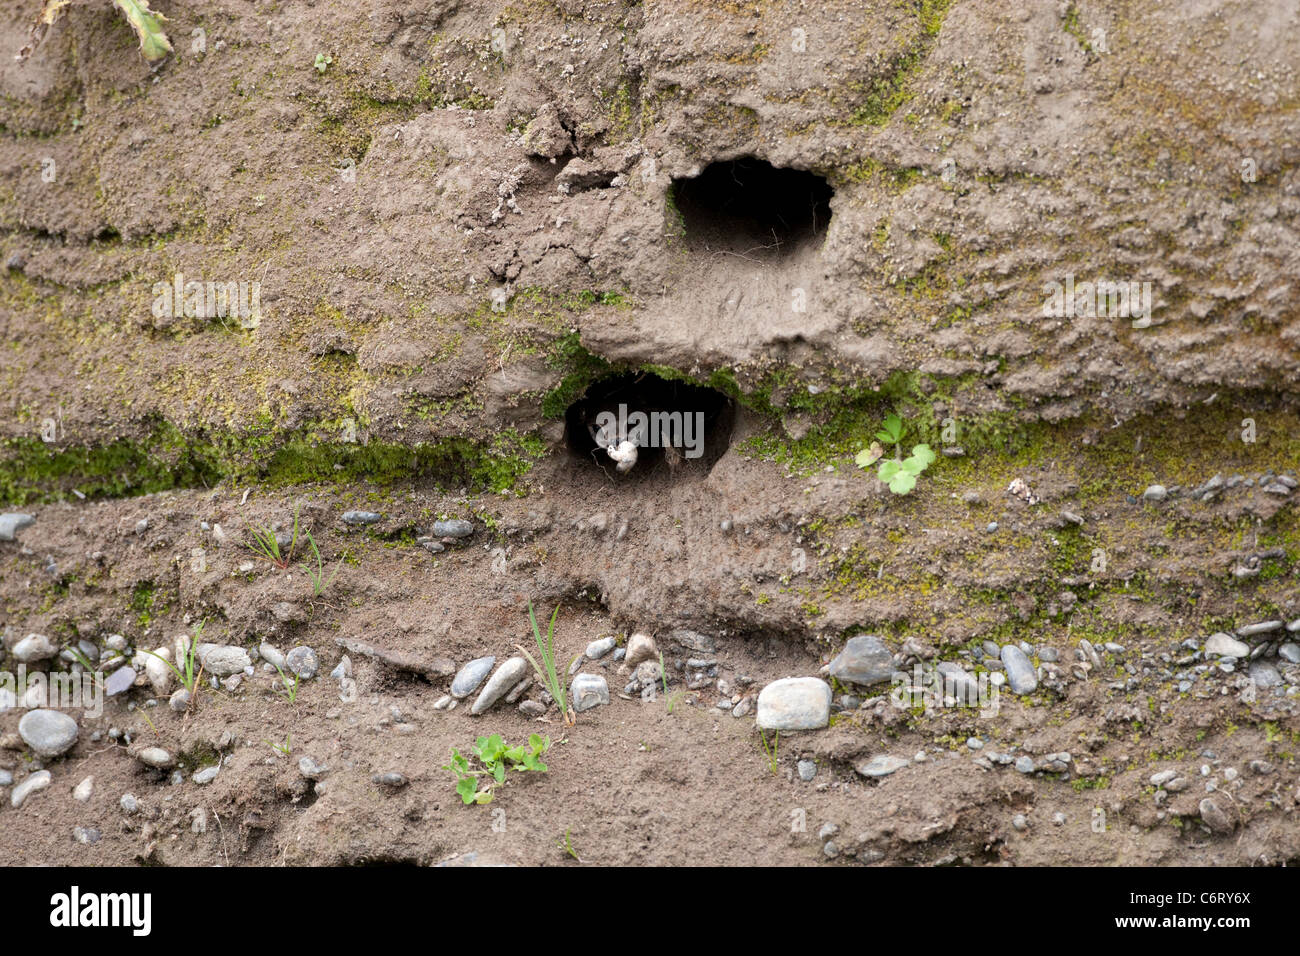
664, 183, 687, 244
253, 431, 544, 496
0, 418, 547, 504
0, 424, 224, 505
738, 369, 1037, 475
130, 581, 158, 628
844, 0, 954, 127
540, 332, 616, 419
1062, 2, 1093, 53
603, 82, 637, 142
178, 740, 221, 771
831, 160, 923, 193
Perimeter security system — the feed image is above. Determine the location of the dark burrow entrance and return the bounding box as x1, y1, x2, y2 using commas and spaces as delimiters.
671, 157, 833, 260
564, 372, 736, 479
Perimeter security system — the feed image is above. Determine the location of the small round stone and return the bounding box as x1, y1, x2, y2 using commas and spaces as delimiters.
18, 709, 79, 758
136, 747, 175, 770
286, 646, 319, 679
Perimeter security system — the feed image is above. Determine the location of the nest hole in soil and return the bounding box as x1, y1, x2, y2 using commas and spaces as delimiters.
671, 157, 833, 260
563, 371, 736, 479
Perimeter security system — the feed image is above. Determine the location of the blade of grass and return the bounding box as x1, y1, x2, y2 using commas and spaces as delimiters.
515, 602, 575, 726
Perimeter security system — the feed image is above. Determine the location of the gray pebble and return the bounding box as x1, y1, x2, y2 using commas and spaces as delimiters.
828, 634, 893, 687
471, 657, 529, 714
1000, 645, 1038, 694
571, 673, 610, 712
756, 677, 831, 731
1199, 797, 1234, 834
136, 747, 175, 770
18, 709, 78, 758
12, 633, 57, 663
286, 646, 319, 679
196, 644, 252, 677
10, 771, 51, 808
854, 755, 910, 778
105, 665, 138, 697
0, 513, 35, 542
451, 656, 495, 698
342, 511, 382, 525
432, 519, 474, 538
1248, 661, 1282, 688
1205, 633, 1249, 658
259, 642, 286, 670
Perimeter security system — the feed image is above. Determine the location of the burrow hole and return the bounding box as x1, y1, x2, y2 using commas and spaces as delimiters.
671, 157, 833, 260
564, 372, 736, 479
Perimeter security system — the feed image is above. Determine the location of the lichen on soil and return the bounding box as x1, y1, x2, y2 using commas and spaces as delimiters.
0, 0, 1298, 867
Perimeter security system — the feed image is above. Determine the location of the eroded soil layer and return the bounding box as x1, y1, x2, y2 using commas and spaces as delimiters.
1, 0, 1299, 865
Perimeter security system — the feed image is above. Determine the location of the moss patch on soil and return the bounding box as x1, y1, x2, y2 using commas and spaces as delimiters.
0, 420, 546, 505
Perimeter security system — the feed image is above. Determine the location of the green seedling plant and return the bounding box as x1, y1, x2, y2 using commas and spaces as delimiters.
272, 662, 300, 703
65, 646, 102, 689
300, 531, 341, 596
443, 733, 550, 805
876, 444, 935, 494
557, 828, 583, 862
247, 505, 300, 570
314, 53, 332, 72
142, 621, 206, 698
265, 733, 292, 756
658, 651, 685, 713
758, 729, 780, 774
855, 414, 935, 494
516, 602, 580, 727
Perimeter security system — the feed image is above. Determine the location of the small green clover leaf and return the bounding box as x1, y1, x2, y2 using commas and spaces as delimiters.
887, 470, 917, 494
873, 442, 934, 495
520, 751, 548, 772
455, 775, 478, 805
